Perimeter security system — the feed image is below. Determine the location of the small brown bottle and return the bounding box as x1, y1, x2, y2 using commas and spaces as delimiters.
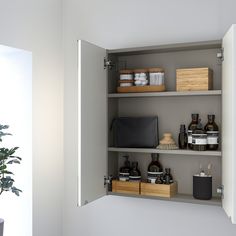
204, 115, 219, 150
188, 114, 199, 149
163, 168, 173, 184
178, 124, 187, 149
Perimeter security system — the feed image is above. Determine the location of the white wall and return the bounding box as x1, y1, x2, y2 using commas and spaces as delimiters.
63, 0, 236, 235
0, 1, 64, 236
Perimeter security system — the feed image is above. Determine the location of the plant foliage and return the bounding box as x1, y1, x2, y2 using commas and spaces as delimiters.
0, 125, 22, 196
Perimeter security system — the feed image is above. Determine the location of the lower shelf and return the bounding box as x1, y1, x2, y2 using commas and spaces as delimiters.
108, 191, 222, 206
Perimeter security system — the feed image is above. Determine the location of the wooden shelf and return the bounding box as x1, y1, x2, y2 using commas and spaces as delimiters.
108, 147, 221, 156
108, 90, 222, 98
108, 191, 222, 206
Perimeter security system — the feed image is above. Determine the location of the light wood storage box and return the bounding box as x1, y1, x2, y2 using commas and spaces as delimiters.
141, 182, 177, 198
112, 180, 140, 195
176, 67, 213, 91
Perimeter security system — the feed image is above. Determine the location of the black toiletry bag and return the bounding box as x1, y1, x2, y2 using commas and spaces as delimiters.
112, 117, 159, 148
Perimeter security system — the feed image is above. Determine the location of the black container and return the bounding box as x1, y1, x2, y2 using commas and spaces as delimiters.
193, 175, 212, 200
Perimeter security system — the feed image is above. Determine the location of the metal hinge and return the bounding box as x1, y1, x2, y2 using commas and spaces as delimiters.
104, 58, 115, 69
104, 175, 112, 186
217, 185, 224, 198
217, 48, 224, 61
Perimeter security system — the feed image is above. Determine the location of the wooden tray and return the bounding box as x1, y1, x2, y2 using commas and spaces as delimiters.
112, 180, 140, 195
141, 182, 177, 198
117, 85, 165, 93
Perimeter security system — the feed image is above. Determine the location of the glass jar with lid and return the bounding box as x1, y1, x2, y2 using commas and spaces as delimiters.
133, 69, 148, 86
119, 69, 134, 87
148, 68, 165, 86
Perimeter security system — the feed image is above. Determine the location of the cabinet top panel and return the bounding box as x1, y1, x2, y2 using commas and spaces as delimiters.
108, 40, 222, 56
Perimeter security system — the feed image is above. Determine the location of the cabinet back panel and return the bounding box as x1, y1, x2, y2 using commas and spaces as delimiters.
118, 96, 221, 144
116, 48, 221, 92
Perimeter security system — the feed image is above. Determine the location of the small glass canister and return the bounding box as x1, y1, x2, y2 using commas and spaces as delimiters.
148, 68, 165, 86
133, 69, 148, 86
119, 70, 134, 87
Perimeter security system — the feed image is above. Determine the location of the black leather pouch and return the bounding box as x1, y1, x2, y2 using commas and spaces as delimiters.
112, 117, 159, 148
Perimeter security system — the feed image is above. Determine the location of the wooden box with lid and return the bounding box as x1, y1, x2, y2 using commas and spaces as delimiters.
176, 67, 213, 91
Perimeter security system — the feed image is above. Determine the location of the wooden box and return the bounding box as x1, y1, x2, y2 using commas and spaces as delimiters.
176, 67, 213, 91
112, 180, 140, 195
140, 182, 177, 198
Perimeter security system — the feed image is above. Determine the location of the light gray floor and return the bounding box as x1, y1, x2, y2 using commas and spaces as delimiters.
76, 195, 236, 236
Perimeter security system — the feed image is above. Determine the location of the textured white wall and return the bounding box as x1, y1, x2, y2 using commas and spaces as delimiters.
63, 0, 236, 236
0, 1, 64, 236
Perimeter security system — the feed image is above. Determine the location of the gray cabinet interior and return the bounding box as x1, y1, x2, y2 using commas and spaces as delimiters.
107, 41, 222, 201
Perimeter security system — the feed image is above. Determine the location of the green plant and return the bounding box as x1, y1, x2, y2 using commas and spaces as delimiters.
0, 125, 22, 196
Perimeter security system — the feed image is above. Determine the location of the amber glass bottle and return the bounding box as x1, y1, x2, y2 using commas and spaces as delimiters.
163, 168, 173, 184
204, 114, 219, 150
188, 114, 199, 149
129, 162, 141, 182
178, 124, 187, 149
147, 154, 163, 183
192, 119, 207, 151
119, 156, 131, 181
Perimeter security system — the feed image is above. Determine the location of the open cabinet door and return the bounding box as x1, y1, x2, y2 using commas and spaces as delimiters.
222, 25, 236, 223
78, 40, 107, 206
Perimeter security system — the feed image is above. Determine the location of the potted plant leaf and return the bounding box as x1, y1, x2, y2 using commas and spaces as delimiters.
0, 125, 22, 236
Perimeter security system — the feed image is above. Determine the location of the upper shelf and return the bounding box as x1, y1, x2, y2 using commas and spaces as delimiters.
108, 90, 222, 98
108, 147, 221, 157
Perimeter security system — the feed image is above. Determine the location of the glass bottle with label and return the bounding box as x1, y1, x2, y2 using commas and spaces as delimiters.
204, 114, 219, 150
147, 154, 163, 184
192, 119, 207, 151
188, 114, 199, 149
119, 155, 131, 181
129, 162, 141, 182
163, 168, 173, 184
178, 124, 187, 149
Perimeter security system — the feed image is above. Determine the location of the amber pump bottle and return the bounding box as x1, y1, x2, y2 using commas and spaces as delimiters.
147, 154, 163, 183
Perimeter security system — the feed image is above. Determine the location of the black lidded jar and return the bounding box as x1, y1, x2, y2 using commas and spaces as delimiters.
147, 154, 163, 184
204, 114, 219, 150
129, 161, 141, 182
193, 175, 212, 200
192, 119, 207, 151
119, 155, 131, 181
178, 124, 188, 149
188, 114, 199, 149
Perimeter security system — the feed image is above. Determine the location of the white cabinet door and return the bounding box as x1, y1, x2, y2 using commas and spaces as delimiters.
222, 25, 236, 223
78, 40, 107, 206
